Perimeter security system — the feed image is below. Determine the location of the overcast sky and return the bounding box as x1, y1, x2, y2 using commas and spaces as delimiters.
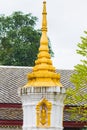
0, 0, 87, 69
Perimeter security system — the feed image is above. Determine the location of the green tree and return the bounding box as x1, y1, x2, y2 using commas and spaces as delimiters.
65, 31, 87, 121
0, 11, 53, 66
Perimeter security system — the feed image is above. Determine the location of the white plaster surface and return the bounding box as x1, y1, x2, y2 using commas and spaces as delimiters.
20, 87, 66, 130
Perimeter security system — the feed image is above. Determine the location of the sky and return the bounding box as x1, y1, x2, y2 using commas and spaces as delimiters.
0, 0, 87, 69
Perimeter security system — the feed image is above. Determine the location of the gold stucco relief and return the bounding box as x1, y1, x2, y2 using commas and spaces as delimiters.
36, 98, 52, 127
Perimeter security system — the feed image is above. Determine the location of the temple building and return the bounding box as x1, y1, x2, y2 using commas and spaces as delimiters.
0, 66, 87, 130
20, 1, 65, 130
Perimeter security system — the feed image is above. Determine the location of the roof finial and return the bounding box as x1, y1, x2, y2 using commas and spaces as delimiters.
23, 0, 63, 87
42, 0, 47, 32
40, 0, 48, 46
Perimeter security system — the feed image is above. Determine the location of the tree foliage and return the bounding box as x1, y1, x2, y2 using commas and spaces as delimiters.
0, 11, 53, 66
65, 31, 87, 121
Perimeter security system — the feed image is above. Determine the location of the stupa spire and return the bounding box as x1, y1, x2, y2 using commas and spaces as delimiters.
23, 1, 62, 87
20, 2, 65, 130
42, 0, 47, 32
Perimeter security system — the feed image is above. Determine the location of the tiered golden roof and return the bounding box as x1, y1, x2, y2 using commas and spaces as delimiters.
24, 1, 62, 87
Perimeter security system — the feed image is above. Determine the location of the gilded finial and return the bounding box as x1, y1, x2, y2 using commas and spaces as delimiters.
23, 0, 63, 87
42, 0, 47, 32
40, 1, 48, 46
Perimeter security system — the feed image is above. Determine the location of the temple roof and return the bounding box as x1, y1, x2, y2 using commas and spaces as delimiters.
0, 66, 86, 105
0, 66, 74, 104
0, 66, 87, 127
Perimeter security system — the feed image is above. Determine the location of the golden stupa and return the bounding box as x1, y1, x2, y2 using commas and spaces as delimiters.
24, 1, 62, 87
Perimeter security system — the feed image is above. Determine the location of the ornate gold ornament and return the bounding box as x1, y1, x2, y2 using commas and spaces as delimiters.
23, 1, 62, 88
36, 98, 52, 127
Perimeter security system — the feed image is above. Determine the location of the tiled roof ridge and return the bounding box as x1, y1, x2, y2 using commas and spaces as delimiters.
0, 65, 74, 71
0, 66, 32, 69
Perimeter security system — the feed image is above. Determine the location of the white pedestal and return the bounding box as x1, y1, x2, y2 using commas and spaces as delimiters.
20, 87, 66, 130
